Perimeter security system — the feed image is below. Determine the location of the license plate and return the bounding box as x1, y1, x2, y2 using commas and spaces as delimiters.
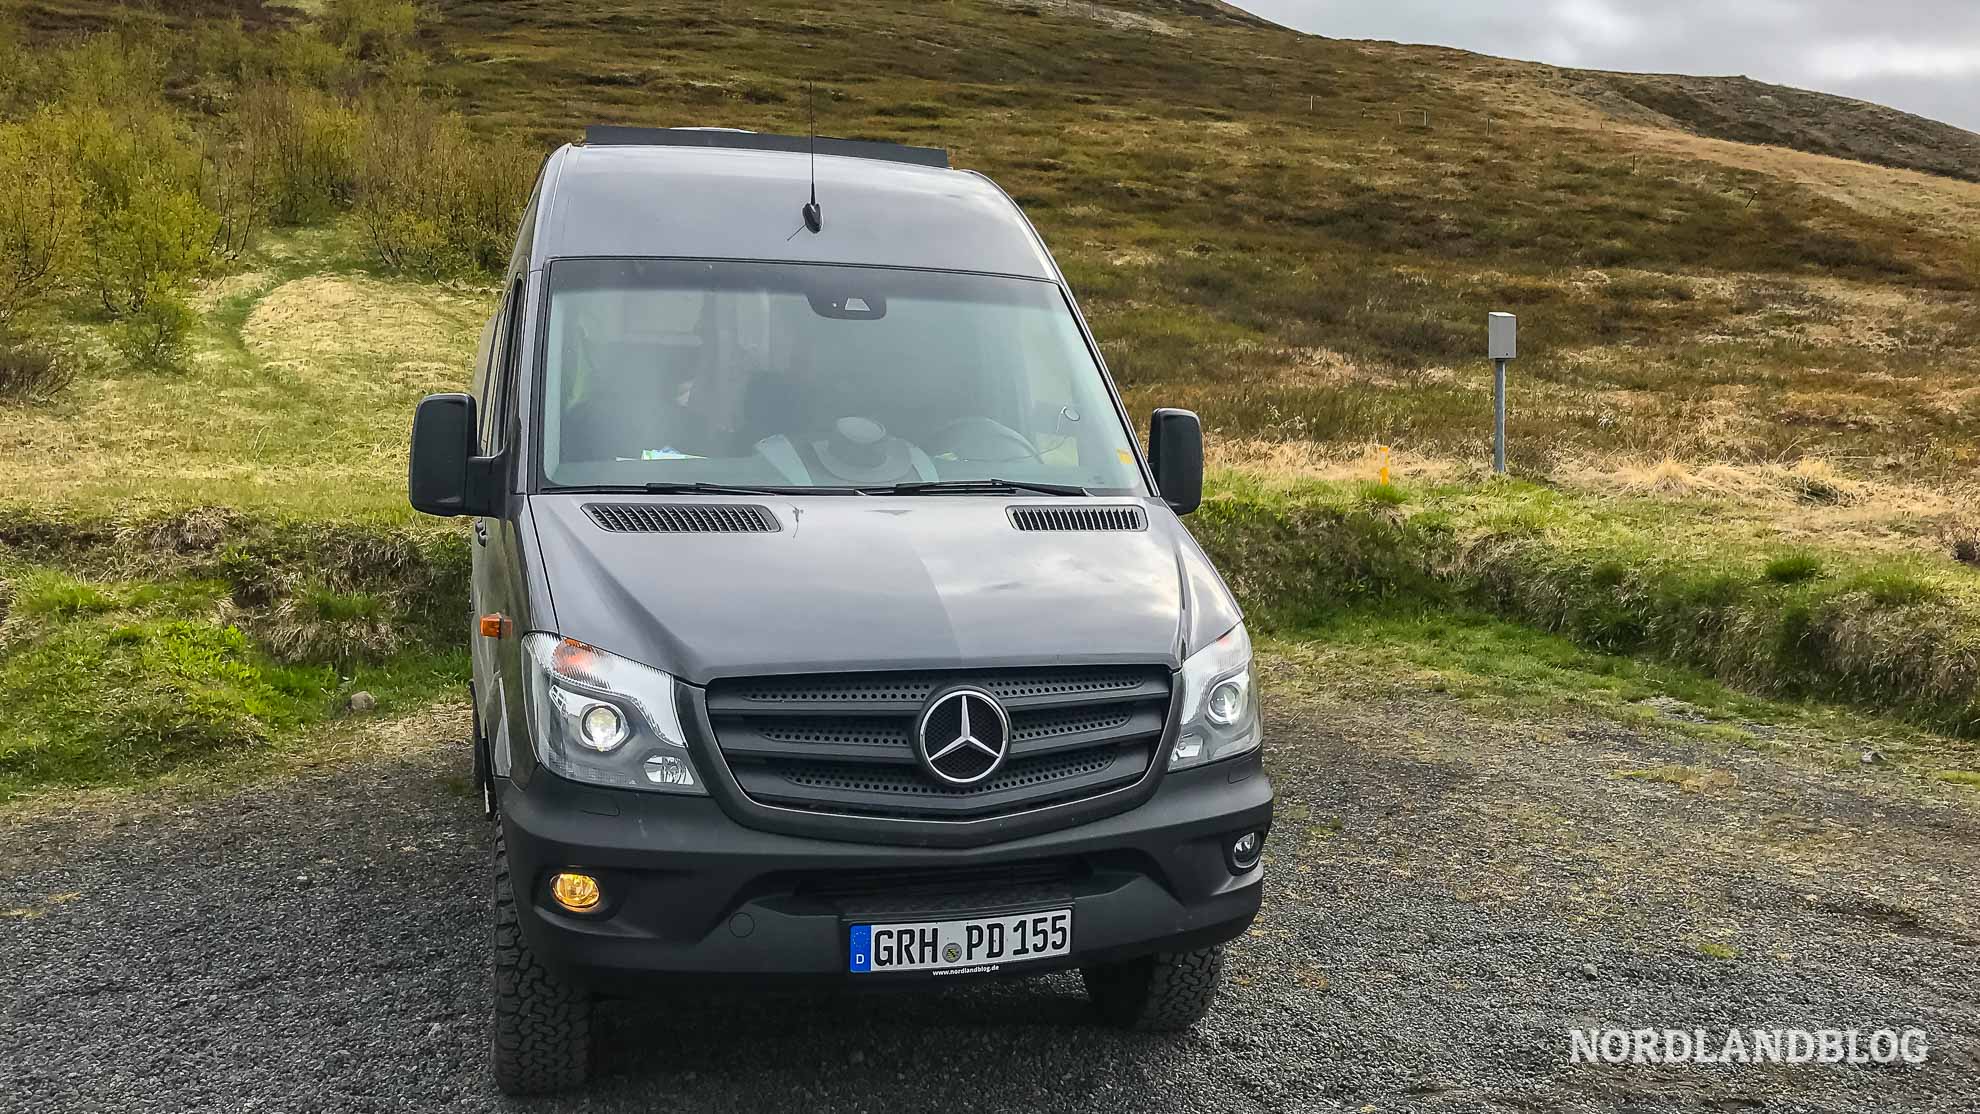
848, 908, 1072, 974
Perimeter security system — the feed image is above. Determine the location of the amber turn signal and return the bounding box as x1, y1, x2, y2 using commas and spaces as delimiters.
549, 872, 602, 913
478, 613, 509, 639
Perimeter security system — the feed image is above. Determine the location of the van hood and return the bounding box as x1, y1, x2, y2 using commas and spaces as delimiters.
527, 494, 1241, 684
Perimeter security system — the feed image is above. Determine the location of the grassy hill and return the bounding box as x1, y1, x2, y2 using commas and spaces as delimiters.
7, 0, 1977, 495
2, 0, 1979, 797
1583, 72, 1980, 183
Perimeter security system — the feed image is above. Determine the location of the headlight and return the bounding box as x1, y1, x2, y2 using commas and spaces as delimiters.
522, 633, 705, 795
1171, 622, 1260, 771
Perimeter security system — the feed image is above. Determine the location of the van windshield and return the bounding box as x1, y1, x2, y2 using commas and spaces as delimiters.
537, 259, 1147, 494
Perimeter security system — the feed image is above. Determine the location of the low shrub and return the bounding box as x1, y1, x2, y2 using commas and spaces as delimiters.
353, 91, 536, 276
0, 339, 76, 403
322, 0, 423, 64
87, 186, 218, 316
110, 292, 199, 372
233, 81, 362, 226
0, 122, 85, 333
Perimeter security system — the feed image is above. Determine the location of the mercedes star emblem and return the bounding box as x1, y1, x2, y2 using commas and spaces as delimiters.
914, 687, 1011, 786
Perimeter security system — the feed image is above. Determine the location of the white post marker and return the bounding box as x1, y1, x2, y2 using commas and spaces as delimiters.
1489, 312, 1517, 474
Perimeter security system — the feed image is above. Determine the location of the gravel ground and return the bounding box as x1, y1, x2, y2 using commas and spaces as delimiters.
3, 684, 1978, 1113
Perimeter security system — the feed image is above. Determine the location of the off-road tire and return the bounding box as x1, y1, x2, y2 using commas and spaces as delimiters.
1082, 945, 1227, 1031
491, 828, 592, 1095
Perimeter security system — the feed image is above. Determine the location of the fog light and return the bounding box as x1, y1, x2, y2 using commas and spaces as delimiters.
549, 871, 602, 913
643, 754, 697, 787
1229, 831, 1264, 871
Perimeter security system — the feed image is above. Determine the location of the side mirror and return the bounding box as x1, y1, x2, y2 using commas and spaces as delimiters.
1148, 408, 1203, 515
409, 393, 499, 517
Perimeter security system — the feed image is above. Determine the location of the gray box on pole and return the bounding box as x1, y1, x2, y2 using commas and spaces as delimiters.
1489, 312, 1518, 360
1489, 313, 1516, 474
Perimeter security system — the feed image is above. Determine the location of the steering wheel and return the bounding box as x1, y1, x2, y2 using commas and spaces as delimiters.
927, 417, 1044, 464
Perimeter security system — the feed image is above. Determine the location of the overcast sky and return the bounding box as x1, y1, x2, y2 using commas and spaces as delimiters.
1228, 1, 1980, 132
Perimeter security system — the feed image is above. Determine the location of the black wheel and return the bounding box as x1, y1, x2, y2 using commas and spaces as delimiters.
491, 828, 592, 1095
1082, 945, 1227, 1032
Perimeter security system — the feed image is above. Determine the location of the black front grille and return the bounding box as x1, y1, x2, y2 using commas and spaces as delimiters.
584, 502, 779, 533
777, 747, 1122, 796
705, 665, 1171, 821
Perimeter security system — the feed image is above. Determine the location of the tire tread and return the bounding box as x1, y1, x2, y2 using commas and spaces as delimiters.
1083, 944, 1226, 1031
490, 827, 592, 1095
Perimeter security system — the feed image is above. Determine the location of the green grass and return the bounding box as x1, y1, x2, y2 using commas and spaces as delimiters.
1194, 476, 1980, 737
0, 563, 466, 800
12, 570, 123, 618
1763, 552, 1825, 585
0, 510, 471, 800
1264, 606, 1973, 771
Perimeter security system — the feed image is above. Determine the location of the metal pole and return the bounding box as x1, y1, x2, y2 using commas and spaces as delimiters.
1493, 358, 1507, 475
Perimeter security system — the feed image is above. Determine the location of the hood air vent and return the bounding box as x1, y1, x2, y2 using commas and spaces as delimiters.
584, 503, 780, 534
1008, 506, 1147, 532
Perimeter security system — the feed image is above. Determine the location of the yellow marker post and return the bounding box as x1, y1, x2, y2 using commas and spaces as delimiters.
1376, 445, 1391, 486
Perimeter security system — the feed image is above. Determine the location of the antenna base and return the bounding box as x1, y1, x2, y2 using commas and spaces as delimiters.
802, 201, 822, 233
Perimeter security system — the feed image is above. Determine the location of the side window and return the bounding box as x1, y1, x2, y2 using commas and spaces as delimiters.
482, 278, 526, 455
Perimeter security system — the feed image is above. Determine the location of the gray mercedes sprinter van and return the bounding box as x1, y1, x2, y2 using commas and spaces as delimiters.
408, 127, 1273, 1095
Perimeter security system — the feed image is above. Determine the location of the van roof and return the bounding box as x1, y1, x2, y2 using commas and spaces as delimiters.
582, 125, 951, 168
534, 136, 1058, 280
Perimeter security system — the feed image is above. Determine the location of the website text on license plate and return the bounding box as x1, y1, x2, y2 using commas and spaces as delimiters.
848, 908, 1072, 973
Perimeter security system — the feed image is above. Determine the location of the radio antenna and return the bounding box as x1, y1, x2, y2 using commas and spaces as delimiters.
802, 83, 823, 233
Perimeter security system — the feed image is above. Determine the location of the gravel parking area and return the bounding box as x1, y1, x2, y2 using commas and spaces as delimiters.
3, 683, 1978, 1112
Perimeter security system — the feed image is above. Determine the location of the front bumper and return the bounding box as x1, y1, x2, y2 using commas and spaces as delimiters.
498, 751, 1272, 985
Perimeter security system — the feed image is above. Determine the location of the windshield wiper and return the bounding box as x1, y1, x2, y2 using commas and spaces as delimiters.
875, 478, 1091, 497
643, 482, 870, 496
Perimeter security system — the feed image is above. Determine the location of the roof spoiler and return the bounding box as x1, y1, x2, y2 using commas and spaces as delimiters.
582, 126, 949, 169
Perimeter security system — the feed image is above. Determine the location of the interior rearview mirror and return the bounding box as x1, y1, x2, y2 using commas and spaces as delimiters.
409, 393, 497, 517
1148, 408, 1203, 515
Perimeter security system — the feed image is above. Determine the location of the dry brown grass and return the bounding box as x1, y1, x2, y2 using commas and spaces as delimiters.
1608, 124, 1980, 240
1551, 454, 1980, 559
1206, 437, 1477, 488
241, 273, 488, 389
1565, 455, 1873, 504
